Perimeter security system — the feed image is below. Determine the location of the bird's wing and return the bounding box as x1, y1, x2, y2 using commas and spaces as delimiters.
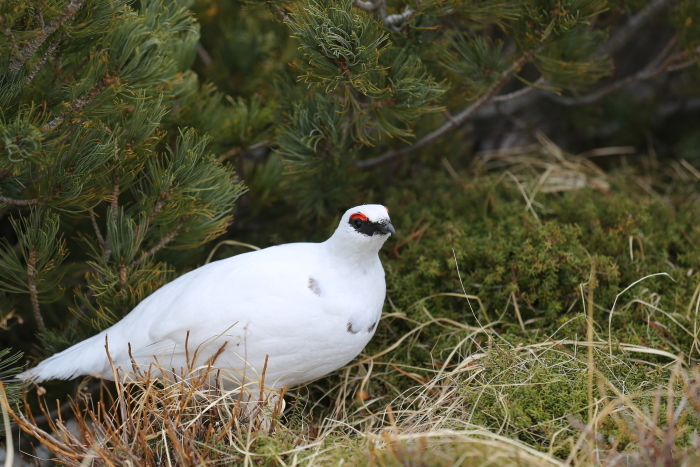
106, 243, 324, 367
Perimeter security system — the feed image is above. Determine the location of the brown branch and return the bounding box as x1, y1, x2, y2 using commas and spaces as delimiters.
103, 176, 120, 262
131, 217, 189, 268
41, 72, 115, 133
272, 4, 288, 21
27, 250, 44, 330
355, 51, 535, 168
145, 194, 170, 228
471, 11, 695, 122
9, 0, 86, 74
492, 77, 545, 102
546, 44, 700, 107
666, 58, 698, 73
0, 195, 44, 206
118, 262, 128, 312
25, 31, 65, 86
195, 43, 213, 68
88, 209, 106, 250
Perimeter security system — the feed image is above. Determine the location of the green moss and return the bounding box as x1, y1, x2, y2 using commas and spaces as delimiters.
368, 167, 700, 366
226, 156, 700, 460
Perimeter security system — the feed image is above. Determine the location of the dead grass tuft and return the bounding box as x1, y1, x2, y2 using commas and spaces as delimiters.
1, 351, 289, 466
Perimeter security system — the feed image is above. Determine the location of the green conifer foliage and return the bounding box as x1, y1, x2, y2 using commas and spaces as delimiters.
0, 0, 244, 359
192, 0, 698, 214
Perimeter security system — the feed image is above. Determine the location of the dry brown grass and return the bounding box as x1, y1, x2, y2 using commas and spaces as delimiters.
1, 352, 288, 466
2, 296, 700, 466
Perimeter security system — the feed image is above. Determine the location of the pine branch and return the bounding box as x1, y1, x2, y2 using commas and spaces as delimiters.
41, 72, 115, 133
0, 195, 44, 206
131, 217, 190, 268
25, 31, 65, 86
356, 51, 534, 168
8, 0, 86, 74
27, 251, 44, 330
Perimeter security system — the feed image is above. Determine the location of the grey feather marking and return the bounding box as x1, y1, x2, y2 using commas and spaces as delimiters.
346, 322, 358, 334
308, 277, 321, 296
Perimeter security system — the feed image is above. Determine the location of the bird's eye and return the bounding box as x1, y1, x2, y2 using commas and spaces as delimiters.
353, 218, 364, 228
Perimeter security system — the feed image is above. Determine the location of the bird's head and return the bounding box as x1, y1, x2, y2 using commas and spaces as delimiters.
328, 204, 395, 255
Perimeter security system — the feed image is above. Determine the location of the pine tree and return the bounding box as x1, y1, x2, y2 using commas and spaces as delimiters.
0, 0, 244, 375
191, 0, 699, 214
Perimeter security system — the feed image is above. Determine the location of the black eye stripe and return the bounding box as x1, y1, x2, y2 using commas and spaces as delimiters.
348, 218, 391, 237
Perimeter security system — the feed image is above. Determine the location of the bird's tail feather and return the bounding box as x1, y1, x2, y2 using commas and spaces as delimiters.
16, 332, 109, 383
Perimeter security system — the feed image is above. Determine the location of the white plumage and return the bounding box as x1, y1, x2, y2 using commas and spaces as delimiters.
18, 205, 394, 389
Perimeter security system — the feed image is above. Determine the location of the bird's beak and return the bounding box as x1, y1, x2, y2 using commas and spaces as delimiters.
383, 222, 396, 236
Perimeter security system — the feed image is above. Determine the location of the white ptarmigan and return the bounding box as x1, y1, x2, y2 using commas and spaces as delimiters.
18, 205, 394, 389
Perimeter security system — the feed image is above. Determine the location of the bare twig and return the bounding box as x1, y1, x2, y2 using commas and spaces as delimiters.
89, 209, 107, 250
272, 4, 288, 21
356, 51, 534, 168
355, 1, 375, 12
546, 44, 700, 107
1, 16, 16, 43
103, 175, 120, 262
103, 139, 121, 261
667, 58, 698, 73
598, 0, 674, 57
145, 197, 167, 228
131, 217, 189, 268
493, 77, 545, 102
0, 195, 44, 206
9, 0, 86, 74
195, 43, 212, 68
355, 0, 411, 30
41, 72, 115, 133
25, 31, 65, 86
27, 250, 44, 330
384, 7, 415, 28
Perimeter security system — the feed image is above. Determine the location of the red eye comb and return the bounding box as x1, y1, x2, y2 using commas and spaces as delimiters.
350, 213, 368, 221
